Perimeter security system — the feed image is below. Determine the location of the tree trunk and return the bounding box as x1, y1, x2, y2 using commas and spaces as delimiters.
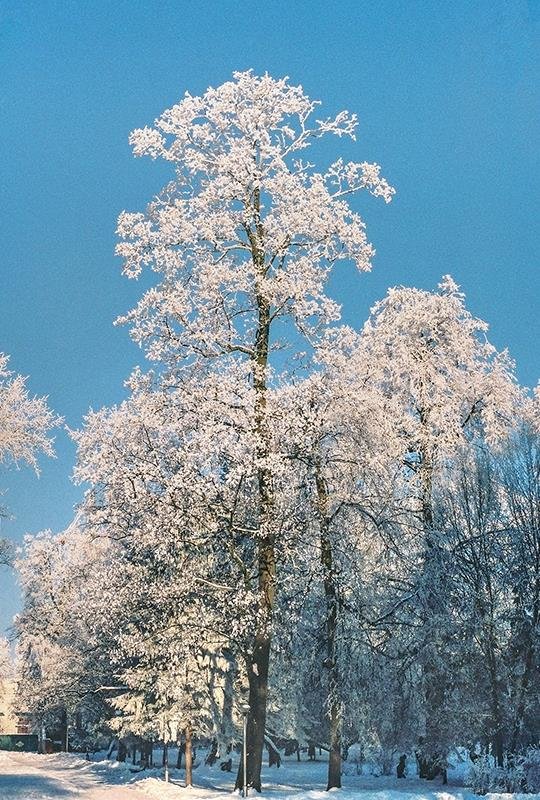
163, 743, 169, 782
61, 708, 69, 753
327, 700, 342, 790
419, 447, 447, 779
235, 190, 276, 793
185, 725, 193, 788
509, 576, 540, 753
315, 466, 342, 791
117, 739, 127, 763
236, 633, 272, 792
486, 621, 504, 766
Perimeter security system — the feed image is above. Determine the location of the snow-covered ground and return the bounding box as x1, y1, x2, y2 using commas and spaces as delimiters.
1, 750, 539, 800
0, 749, 144, 798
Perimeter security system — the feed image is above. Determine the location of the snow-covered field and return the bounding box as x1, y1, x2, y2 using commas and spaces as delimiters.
1, 750, 539, 800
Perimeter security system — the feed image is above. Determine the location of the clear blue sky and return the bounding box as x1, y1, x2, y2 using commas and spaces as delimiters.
0, 0, 538, 633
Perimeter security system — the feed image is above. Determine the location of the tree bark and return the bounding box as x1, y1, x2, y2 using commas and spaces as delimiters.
234, 184, 276, 794
485, 614, 504, 766
117, 739, 127, 763
315, 467, 342, 791
418, 447, 447, 779
185, 725, 193, 787
61, 708, 69, 753
163, 742, 169, 782
509, 575, 540, 753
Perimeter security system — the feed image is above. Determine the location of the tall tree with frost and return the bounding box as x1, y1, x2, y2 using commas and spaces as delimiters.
499, 423, 540, 752
278, 342, 408, 789
353, 277, 522, 775
115, 70, 394, 790
438, 447, 510, 765
74, 372, 266, 774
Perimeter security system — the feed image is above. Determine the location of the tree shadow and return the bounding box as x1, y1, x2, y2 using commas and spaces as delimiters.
0, 773, 73, 797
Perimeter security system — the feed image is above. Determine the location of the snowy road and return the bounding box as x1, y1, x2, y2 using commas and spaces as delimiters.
0, 751, 144, 799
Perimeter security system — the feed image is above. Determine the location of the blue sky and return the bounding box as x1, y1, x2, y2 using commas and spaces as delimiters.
0, 0, 538, 633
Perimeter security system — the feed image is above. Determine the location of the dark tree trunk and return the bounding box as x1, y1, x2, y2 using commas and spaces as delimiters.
509, 577, 540, 753
205, 739, 218, 766
315, 466, 342, 791
267, 737, 281, 767
327, 701, 342, 791
235, 633, 272, 792
163, 742, 169, 782
117, 739, 127, 763
419, 448, 448, 779
486, 625, 504, 767
61, 708, 69, 753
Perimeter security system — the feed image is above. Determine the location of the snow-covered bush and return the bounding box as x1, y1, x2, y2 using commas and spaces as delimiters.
351, 733, 398, 776
521, 747, 540, 792
342, 742, 363, 776
469, 753, 524, 795
469, 748, 540, 794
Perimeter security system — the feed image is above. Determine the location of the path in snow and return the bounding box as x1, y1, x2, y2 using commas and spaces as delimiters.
0, 750, 144, 799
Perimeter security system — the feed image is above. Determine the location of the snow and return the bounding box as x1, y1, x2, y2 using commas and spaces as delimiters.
0, 750, 142, 799
2, 750, 540, 800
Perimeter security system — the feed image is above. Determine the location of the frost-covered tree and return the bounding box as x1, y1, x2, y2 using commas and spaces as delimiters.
438, 447, 511, 765
499, 425, 540, 752
353, 277, 522, 776
113, 70, 394, 791
259, 327, 419, 789
0, 352, 60, 555
73, 374, 249, 777
15, 521, 121, 748
0, 353, 59, 470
